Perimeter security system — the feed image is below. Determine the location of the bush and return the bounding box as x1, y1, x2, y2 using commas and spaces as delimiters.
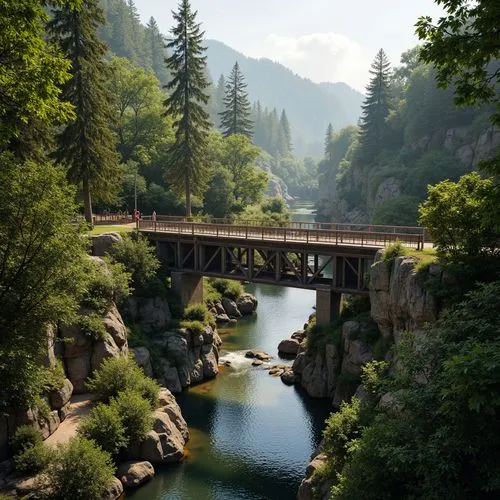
382, 240, 408, 262
78, 403, 127, 457
48, 437, 116, 500
208, 278, 244, 300
10, 425, 42, 455
183, 303, 215, 329
110, 390, 152, 444
179, 320, 205, 336
14, 442, 50, 473
108, 233, 160, 290
86, 356, 159, 408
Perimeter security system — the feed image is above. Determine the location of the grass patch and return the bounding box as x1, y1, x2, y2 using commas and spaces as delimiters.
86, 224, 134, 236
207, 278, 243, 301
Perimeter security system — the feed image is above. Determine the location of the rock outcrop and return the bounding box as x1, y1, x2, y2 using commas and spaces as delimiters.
60, 303, 129, 393
369, 254, 439, 342
125, 388, 188, 465
153, 325, 222, 394
210, 292, 258, 323
90, 232, 123, 257
126, 296, 172, 334
117, 461, 155, 488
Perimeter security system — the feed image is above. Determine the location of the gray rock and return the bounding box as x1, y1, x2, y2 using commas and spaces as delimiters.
103, 476, 124, 500
152, 411, 185, 463
132, 347, 154, 378
50, 378, 73, 410
291, 329, 306, 342
235, 293, 257, 315
221, 297, 242, 318
278, 338, 300, 355
127, 296, 172, 333
91, 232, 122, 257
280, 370, 296, 385
117, 461, 155, 488
202, 348, 219, 379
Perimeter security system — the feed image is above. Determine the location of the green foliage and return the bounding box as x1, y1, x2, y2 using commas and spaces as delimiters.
416, 0, 500, 126
163, 0, 211, 216
306, 320, 342, 354
419, 172, 499, 258
327, 281, 500, 499
0, 0, 75, 153
47, 437, 116, 500
203, 167, 236, 218
183, 303, 215, 328
39, 361, 67, 393
179, 320, 206, 336
14, 443, 51, 474
86, 356, 159, 408
48, 0, 122, 222
0, 154, 89, 412
382, 241, 408, 262
111, 389, 152, 443
372, 196, 420, 226
204, 279, 222, 307
235, 197, 291, 224
108, 232, 160, 291
207, 278, 244, 300
78, 403, 127, 457
10, 425, 42, 456
80, 257, 131, 313
219, 62, 253, 138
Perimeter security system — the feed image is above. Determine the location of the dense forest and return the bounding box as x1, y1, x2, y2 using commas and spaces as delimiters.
316, 47, 498, 226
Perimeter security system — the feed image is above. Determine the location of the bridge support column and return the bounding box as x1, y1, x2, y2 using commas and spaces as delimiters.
316, 287, 342, 325
171, 272, 203, 308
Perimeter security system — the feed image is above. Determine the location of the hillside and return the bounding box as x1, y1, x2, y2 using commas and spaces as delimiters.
206, 40, 364, 157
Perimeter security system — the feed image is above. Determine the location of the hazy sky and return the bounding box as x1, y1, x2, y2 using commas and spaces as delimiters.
133, 0, 444, 91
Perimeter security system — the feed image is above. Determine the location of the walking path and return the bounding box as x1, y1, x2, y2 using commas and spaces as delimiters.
44, 394, 95, 448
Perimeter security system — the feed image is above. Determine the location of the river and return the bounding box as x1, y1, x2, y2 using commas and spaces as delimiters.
129, 200, 332, 500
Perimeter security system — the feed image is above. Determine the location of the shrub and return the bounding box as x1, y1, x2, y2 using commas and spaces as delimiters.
86, 356, 159, 408
80, 257, 130, 313
48, 437, 116, 500
110, 390, 152, 444
78, 403, 127, 457
108, 233, 160, 290
14, 442, 50, 473
39, 360, 66, 392
208, 278, 243, 300
382, 240, 408, 262
183, 303, 216, 329
10, 425, 42, 455
179, 320, 206, 336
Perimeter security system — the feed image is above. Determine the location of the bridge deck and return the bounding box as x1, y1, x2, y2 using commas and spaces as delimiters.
138, 217, 425, 250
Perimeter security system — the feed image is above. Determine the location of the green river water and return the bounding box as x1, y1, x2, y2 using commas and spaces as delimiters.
128, 201, 332, 500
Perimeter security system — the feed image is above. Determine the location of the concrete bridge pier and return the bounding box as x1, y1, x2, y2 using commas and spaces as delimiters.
316, 287, 342, 325
171, 272, 204, 308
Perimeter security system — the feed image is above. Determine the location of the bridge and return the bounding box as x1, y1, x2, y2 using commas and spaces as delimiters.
139, 216, 427, 324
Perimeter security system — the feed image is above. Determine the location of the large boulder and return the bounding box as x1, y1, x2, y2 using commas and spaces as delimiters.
152, 411, 185, 463
202, 347, 219, 379
278, 338, 300, 356
117, 461, 155, 488
158, 388, 189, 442
91, 232, 122, 257
236, 293, 258, 315
297, 453, 332, 500
49, 378, 73, 410
221, 297, 242, 318
103, 476, 124, 500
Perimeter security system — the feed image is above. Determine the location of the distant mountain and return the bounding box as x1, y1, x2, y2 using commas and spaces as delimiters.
206, 40, 364, 157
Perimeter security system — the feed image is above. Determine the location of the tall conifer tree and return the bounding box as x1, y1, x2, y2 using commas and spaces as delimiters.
145, 17, 169, 86
48, 0, 121, 223
163, 0, 211, 217
359, 48, 392, 159
279, 109, 292, 155
325, 123, 334, 160
219, 62, 253, 138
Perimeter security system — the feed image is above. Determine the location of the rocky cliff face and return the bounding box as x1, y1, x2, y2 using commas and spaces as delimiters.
293, 253, 440, 406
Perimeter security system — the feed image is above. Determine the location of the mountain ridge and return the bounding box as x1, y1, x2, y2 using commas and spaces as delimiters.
205, 39, 364, 157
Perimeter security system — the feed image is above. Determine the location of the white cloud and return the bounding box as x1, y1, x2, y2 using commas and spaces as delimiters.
256, 32, 370, 91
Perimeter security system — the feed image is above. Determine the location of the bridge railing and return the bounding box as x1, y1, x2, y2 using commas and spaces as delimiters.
139, 217, 426, 249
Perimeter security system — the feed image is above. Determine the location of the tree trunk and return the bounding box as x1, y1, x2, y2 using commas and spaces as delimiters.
185, 172, 191, 217
82, 177, 93, 224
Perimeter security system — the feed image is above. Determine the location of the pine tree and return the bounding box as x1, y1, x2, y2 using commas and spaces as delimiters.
145, 17, 169, 86
253, 101, 266, 149
359, 48, 392, 159
213, 74, 226, 129
48, 0, 121, 224
325, 123, 334, 160
163, 0, 211, 217
126, 0, 145, 64
279, 109, 292, 155
219, 62, 253, 138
